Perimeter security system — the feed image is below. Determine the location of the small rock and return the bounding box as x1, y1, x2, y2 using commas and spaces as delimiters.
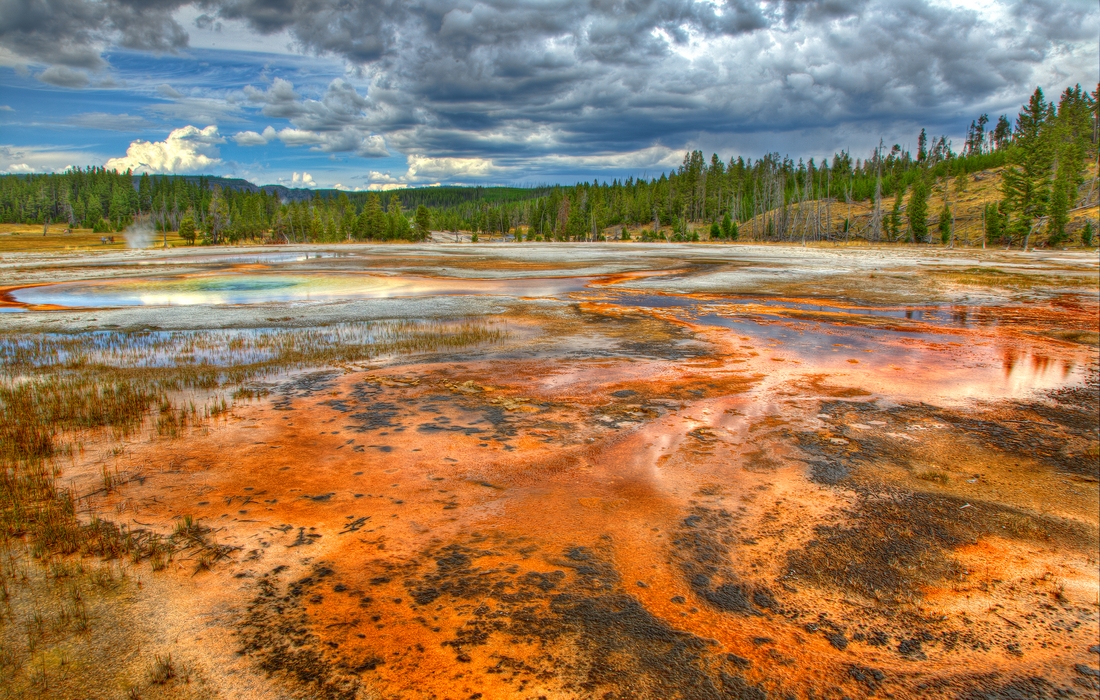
826, 632, 849, 651
816, 414, 831, 419
897, 638, 925, 659
726, 654, 752, 668
850, 423, 872, 430
849, 665, 885, 687
829, 438, 849, 445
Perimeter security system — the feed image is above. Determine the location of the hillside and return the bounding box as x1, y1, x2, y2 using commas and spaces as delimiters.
708, 162, 1100, 247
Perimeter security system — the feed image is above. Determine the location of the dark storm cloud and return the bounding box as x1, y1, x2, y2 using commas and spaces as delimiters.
0, 0, 189, 77
35, 64, 91, 87
241, 76, 389, 156
244, 76, 370, 130
199, 0, 1095, 160
1, 0, 1096, 172
214, 0, 399, 62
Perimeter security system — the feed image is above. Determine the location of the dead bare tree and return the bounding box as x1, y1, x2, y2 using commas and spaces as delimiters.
870, 141, 884, 242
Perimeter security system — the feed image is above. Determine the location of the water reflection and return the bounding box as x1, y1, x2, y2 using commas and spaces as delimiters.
607, 292, 988, 328
692, 312, 1090, 400
1003, 349, 1077, 386
9, 272, 591, 307
695, 312, 962, 355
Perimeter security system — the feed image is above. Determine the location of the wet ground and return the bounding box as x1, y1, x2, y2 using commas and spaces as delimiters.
1, 243, 1097, 699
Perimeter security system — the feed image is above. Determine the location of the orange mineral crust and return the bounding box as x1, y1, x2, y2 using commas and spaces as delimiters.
78, 344, 1098, 697
5, 244, 1097, 700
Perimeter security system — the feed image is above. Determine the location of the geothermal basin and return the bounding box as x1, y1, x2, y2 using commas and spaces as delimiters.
0, 243, 1097, 699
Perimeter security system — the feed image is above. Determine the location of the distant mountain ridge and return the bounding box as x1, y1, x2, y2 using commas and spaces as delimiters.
175, 176, 327, 202
168, 176, 549, 207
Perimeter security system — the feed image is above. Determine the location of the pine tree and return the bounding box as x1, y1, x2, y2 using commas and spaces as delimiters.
110, 185, 131, 231
138, 173, 152, 213
720, 212, 733, 240
388, 194, 410, 240
1046, 85, 1092, 246
908, 180, 929, 242
414, 204, 431, 241
361, 193, 384, 240
938, 201, 952, 244
1046, 179, 1069, 247
85, 195, 103, 229
179, 215, 196, 245
1001, 87, 1053, 245
983, 203, 1003, 245
888, 184, 905, 240
992, 115, 1012, 150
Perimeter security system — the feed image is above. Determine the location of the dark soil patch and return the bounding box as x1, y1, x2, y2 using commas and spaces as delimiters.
237, 564, 363, 700
671, 507, 778, 615
378, 535, 771, 699
274, 371, 340, 409
954, 674, 1072, 699
786, 489, 1095, 604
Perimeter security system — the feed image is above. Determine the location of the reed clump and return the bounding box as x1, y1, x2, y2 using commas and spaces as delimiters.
1, 318, 506, 561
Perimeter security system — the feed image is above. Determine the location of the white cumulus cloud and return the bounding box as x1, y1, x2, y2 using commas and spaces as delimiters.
275, 126, 387, 157
233, 125, 276, 146
363, 154, 497, 189
105, 125, 224, 173
276, 127, 322, 147
405, 155, 495, 181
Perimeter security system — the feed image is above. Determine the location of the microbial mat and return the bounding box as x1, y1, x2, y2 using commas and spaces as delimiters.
1, 243, 1096, 699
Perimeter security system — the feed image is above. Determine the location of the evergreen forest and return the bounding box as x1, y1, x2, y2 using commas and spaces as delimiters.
1, 85, 1096, 248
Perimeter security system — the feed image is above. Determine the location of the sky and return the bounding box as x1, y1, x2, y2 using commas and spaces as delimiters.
0, 0, 1096, 190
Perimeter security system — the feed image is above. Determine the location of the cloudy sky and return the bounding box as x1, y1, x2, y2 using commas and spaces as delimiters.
0, 0, 1096, 189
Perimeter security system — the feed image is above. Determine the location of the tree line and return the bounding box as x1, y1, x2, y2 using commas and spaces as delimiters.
0, 83, 1095, 247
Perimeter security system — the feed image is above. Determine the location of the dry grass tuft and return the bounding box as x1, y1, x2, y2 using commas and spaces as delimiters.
915, 469, 950, 485
150, 653, 175, 685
